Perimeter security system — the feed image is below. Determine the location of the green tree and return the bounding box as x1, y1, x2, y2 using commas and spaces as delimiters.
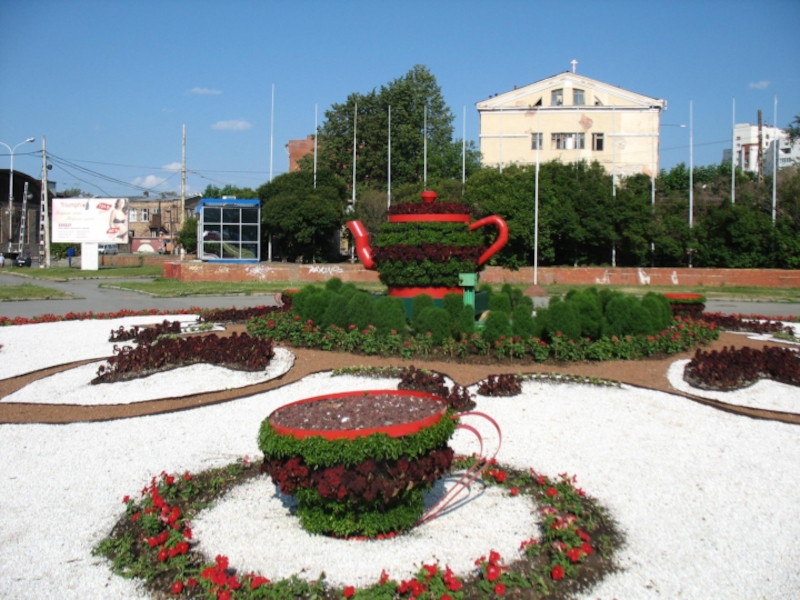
786, 115, 800, 144
258, 169, 348, 262
203, 184, 258, 199
177, 216, 198, 253
314, 65, 480, 190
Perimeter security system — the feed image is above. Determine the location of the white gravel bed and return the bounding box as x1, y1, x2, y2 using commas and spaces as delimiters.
0, 315, 202, 379
0, 348, 294, 405
1, 321, 799, 599
667, 358, 800, 413
194, 475, 537, 587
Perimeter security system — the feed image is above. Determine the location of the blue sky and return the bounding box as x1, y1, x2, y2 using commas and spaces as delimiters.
1, 0, 798, 197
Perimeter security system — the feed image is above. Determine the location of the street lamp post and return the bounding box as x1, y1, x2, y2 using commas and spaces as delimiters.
1, 137, 35, 253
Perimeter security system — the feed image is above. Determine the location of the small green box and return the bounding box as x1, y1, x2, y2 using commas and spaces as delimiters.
459, 273, 478, 287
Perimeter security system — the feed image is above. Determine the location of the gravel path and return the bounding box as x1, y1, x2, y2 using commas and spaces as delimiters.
0, 319, 799, 599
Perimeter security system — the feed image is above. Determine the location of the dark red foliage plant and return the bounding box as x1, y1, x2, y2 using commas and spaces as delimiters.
477, 374, 523, 397
93, 333, 274, 384
684, 345, 800, 391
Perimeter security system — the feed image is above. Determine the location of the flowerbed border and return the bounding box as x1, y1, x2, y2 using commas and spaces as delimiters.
95, 458, 621, 600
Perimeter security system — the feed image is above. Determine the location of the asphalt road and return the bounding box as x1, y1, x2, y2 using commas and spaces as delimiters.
0, 272, 798, 320
0, 273, 279, 320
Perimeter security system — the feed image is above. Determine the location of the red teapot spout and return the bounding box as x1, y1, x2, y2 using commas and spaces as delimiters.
346, 220, 376, 270
470, 215, 509, 266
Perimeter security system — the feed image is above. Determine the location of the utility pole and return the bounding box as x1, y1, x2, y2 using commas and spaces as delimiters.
39, 137, 51, 267
180, 125, 186, 232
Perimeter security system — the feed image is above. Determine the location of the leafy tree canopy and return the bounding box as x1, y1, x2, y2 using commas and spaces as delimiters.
258, 169, 348, 263
202, 184, 258, 199
313, 65, 481, 191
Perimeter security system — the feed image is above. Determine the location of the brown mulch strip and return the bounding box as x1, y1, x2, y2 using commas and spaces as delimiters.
0, 329, 797, 426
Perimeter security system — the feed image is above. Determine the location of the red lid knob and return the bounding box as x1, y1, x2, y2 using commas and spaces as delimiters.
420, 190, 437, 204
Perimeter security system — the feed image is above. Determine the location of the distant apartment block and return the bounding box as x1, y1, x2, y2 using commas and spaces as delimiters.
723, 123, 799, 176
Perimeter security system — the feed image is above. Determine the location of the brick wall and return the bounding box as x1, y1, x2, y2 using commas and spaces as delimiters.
162, 261, 800, 288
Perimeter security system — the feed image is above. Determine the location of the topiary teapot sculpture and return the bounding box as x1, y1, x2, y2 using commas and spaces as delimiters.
347, 190, 508, 298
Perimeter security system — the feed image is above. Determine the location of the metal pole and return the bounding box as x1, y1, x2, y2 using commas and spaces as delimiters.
462, 106, 466, 196
351, 102, 357, 208
689, 100, 693, 268
387, 105, 391, 207
731, 99, 736, 204
423, 105, 427, 186
40, 136, 50, 267
2, 137, 35, 253
534, 110, 540, 286
314, 104, 318, 189
772, 95, 777, 224
270, 84, 275, 183
689, 100, 693, 229
651, 119, 656, 261
181, 124, 186, 230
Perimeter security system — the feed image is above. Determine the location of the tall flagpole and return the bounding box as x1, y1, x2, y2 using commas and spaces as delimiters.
534, 109, 540, 286
423, 105, 427, 186
731, 98, 736, 204
268, 83, 275, 262
772, 95, 778, 224
462, 106, 466, 196
313, 103, 318, 189
388, 105, 392, 208
352, 103, 357, 208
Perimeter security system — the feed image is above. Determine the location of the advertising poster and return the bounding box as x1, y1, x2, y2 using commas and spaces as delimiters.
52, 198, 130, 243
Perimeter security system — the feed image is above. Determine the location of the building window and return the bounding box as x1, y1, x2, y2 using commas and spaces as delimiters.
573, 89, 585, 105
141, 208, 149, 222
531, 133, 543, 150
592, 133, 604, 151
551, 89, 563, 106
551, 133, 585, 150
129, 208, 138, 223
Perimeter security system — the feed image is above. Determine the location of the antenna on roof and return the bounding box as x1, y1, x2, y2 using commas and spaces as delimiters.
571, 59, 578, 74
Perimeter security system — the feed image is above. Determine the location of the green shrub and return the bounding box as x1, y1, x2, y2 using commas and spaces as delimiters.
414, 307, 451, 344
304, 290, 334, 326
338, 283, 359, 298
324, 277, 343, 293
373, 296, 407, 335
292, 285, 322, 319
543, 300, 582, 341
511, 304, 536, 339
321, 294, 350, 329
603, 296, 655, 337
443, 293, 465, 338
478, 283, 493, 298
411, 294, 435, 333
489, 293, 512, 313
598, 289, 624, 312
642, 292, 674, 331
571, 289, 604, 340
510, 287, 527, 309
345, 292, 376, 330
482, 310, 512, 344
458, 305, 475, 337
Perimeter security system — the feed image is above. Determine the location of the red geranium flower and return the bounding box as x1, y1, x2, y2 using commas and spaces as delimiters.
546, 487, 558, 497
494, 582, 506, 595
170, 580, 183, 594
343, 585, 355, 598
486, 564, 501, 582
551, 565, 564, 580
566, 547, 582, 563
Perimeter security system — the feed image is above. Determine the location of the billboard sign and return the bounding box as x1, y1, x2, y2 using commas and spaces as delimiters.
52, 198, 130, 244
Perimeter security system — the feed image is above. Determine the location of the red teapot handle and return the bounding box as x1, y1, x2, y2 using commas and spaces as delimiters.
470, 215, 509, 266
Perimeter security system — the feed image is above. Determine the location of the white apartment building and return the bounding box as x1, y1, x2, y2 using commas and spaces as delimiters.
723, 123, 800, 176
